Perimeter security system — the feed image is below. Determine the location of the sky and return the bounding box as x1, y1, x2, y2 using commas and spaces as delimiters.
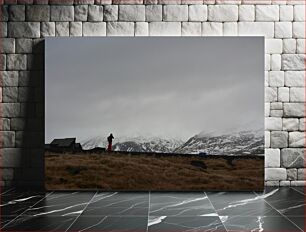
45, 37, 264, 143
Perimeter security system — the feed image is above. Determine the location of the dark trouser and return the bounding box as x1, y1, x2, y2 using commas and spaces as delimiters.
108, 142, 112, 152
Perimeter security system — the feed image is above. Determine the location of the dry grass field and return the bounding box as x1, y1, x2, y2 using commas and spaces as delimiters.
45, 151, 264, 191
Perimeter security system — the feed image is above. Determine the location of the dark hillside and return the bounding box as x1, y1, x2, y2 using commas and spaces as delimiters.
45, 151, 264, 191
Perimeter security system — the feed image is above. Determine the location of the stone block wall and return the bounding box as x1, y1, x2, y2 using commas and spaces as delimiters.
0, 0, 305, 187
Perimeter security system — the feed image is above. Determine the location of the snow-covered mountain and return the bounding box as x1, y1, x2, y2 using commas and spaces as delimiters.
113, 137, 184, 153
174, 130, 264, 156
80, 136, 107, 150
80, 136, 184, 153
80, 130, 264, 155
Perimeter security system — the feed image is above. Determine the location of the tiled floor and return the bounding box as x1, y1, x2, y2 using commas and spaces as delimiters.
0, 187, 305, 231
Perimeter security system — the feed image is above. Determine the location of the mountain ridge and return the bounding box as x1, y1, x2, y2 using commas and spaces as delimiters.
175, 130, 264, 155
80, 129, 264, 156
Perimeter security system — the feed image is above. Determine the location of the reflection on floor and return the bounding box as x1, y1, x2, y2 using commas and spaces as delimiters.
1, 187, 305, 231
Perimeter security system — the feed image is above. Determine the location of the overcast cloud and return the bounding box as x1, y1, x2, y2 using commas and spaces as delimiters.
45, 37, 264, 143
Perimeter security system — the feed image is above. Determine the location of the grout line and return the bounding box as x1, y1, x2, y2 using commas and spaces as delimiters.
65, 191, 98, 232
290, 187, 306, 196
146, 191, 151, 232
253, 190, 304, 232
205, 191, 228, 232
2, 191, 54, 230
205, 191, 217, 213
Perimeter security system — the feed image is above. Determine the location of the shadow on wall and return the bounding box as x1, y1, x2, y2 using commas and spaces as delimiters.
11, 40, 45, 188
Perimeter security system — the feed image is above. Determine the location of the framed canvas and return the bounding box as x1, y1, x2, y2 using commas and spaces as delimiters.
45, 37, 264, 191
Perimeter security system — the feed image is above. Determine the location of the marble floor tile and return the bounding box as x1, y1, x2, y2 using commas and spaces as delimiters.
267, 200, 305, 217
254, 188, 305, 217
207, 190, 281, 216
1, 215, 76, 231
149, 192, 215, 216
213, 200, 281, 216
287, 216, 305, 230
221, 215, 303, 232
0, 216, 15, 228
206, 191, 259, 203
69, 216, 148, 232
82, 192, 149, 216
148, 216, 227, 232
0, 188, 15, 196
22, 191, 96, 217
259, 187, 304, 202
291, 187, 305, 195
0, 188, 305, 232
1, 190, 48, 216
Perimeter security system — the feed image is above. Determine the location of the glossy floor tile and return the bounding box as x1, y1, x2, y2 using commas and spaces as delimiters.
70, 216, 148, 232
148, 216, 227, 232
23, 192, 96, 217
149, 192, 214, 216
292, 187, 305, 195
82, 192, 149, 216
256, 188, 305, 217
287, 216, 305, 230
0, 187, 304, 232
207, 190, 282, 216
221, 216, 303, 232
2, 215, 77, 231
1, 190, 48, 217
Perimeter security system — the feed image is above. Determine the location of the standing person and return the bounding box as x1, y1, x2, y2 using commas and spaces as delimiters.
107, 133, 114, 152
